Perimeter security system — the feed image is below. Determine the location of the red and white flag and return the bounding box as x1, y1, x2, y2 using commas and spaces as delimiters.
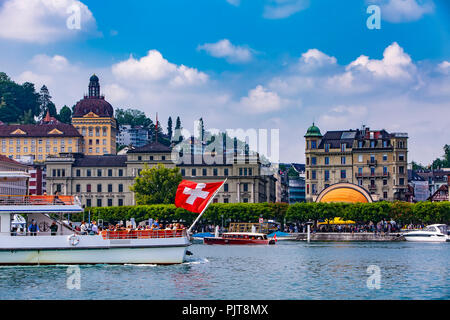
175, 180, 225, 214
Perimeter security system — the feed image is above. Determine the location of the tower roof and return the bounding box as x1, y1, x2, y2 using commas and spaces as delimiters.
304, 123, 322, 137
73, 75, 114, 118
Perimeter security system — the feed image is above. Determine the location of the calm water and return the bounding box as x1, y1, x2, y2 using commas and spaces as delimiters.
0, 242, 448, 300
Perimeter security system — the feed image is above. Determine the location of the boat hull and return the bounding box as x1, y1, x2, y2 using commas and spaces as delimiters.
0, 235, 191, 265
203, 237, 275, 245
403, 235, 448, 242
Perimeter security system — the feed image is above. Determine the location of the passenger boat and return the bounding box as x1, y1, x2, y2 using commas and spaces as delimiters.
203, 232, 276, 245
0, 195, 190, 265
402, 224, 449, 242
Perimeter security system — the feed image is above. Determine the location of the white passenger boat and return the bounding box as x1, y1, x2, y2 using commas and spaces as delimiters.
0, 195, 190, 265
402, 224, 449, 242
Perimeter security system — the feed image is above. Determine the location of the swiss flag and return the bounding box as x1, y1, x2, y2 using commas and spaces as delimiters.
175, 180, 225, 214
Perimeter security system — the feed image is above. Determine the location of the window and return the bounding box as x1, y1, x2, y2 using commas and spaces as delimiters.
311, 157, 317, 165
325, 157, 329, 165
203, 168, 207, 176
108, 199, 113, 207
108, 169, 113, 177
311, 141, 317, 149
108, 184, 113, 193
97, 169, 102, 177
118, 199, 124, 206
399, 178, 405, 186
370, 141, 375, 148
213, 168, 218, 176
383, 141, 388, 148
383, 179, 388, 186
162, 156, 166, 161
340, 170, 346, 179
358, 179, 363, 186
192, 169, 197, 176
76, 169, 81, 177
312, 170, 317, 180
324, 170, 330, 181
224, 183, 229, 192
138, 156, 142, 161
370, 155, 375, 163
341, 156, 346, 165
224, 198, 229, 203
312, 184, 317, 195
118, 169, 123, 177
358, 167, 363, 176
248, 168, 252, 176
243, 183, 248, 192
341, 143, 346, 152
97, 199, 102, 207
243, 198, 249, 203
224, 168, 229, 176
76, 184, 81, 193
383, 154, 388, 161
371, 167, 375, 176
87, 169, 91, 177
244, 168, 248, 176
150, 156, 154, 161
87, 184, 91, 193
358, 141, 363, 148
97, 184, 102, 193
399, 154, 405, 161
86, 199, 92, 207
324, 144, 330, 152
118, 184, 123, 192
399, 166, 404, 174
383, 167, 388, 175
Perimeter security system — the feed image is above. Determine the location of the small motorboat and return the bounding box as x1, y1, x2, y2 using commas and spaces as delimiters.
403, 224, 449, 242
203, 232, 276, 245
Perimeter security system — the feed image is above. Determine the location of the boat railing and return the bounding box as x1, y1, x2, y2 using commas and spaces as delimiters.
100, 229, 187, 240
0, 195, 79, 206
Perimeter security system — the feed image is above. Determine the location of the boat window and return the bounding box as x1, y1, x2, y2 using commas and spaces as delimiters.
424, 227, 436, 232
437, 226, 446, 234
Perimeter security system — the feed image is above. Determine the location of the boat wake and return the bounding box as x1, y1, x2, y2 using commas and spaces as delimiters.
182, 258, 209, 265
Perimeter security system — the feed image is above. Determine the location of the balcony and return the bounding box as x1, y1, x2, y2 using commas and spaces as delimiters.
367, 160, 377, 166
368, 185, 377, 191
355, 172, 390, 178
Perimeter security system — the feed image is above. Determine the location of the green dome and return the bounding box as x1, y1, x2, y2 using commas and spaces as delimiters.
90, 74, 99, 82
305, 123, 322, 137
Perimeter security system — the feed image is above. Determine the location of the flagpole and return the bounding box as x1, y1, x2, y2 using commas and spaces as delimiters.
187, 179, 227, 234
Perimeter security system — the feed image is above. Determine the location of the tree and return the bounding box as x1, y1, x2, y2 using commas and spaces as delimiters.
59, 105, 72, 123
38, 85, 53, 119
116, 108, 153, 128
175, 116, 181, 130
431, 144, 450, 169
130, 164, 183, 205
167, 116, 173, 141
198, 117, 205, 142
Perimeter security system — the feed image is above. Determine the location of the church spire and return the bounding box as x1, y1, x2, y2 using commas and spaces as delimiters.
88, 74, 100, 98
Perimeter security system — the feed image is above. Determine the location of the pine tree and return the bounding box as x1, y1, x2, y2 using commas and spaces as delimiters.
38, 85, 53, 119
167, 116, 173, 141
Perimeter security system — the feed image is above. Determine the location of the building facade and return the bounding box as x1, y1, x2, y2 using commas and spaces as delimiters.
46, 141, 277, 208
0, 155, 29, 195
305, 124, 409, 202
0, 116, 83, 163
72, 75, 117, 156
117, 125, 149, 147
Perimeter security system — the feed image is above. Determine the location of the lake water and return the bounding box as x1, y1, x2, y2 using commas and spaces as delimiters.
0, 242, 448, 300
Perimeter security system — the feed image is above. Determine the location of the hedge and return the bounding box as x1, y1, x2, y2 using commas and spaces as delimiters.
78, 201, 450, 226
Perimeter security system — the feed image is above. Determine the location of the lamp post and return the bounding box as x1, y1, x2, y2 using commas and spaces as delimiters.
306, 220, 314, 243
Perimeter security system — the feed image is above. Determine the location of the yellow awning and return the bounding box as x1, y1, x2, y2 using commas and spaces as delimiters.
318, 217, 356, 225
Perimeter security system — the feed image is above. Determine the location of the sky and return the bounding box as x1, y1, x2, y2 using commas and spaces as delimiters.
0, 0, 448, 165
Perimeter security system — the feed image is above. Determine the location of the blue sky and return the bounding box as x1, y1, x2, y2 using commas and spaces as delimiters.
0, 0, 448, 164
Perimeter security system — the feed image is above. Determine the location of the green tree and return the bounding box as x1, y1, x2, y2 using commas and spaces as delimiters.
130, 164, 183, 205
58, 105, 72, 123
38, 85, 53, 119
116, 108, 153, 128
167, 116, 173, 141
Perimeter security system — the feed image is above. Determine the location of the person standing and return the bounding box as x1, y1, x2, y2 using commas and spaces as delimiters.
28, 220, 40, 236
50, 222, 58, 236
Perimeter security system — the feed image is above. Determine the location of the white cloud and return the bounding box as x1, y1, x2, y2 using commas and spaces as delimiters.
319, 105, 369, 128
198, 39, 253, 63
111, 50, 208, 86
263, 0, 310, 19
240, 85, 283, 113
346, 42, 415, 80
370, 0, 435, 23
0, 0, 97, 43
103, 84, 130, 104
437, 61, 450, 74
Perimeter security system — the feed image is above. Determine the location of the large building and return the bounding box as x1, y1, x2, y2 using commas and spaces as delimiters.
0, 155, 29, 195
72, 75, 117, 156
0, 113, 83, 163
304, 124, 408, 202
46, 141, 277, 208
117, 125, 149, 147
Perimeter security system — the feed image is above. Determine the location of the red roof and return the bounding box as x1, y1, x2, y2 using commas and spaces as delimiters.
0, 154, 27, 167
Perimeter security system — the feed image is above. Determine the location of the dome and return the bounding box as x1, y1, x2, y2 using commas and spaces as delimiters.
305, 123, 322, 137
73, 98, 114, 118
316, 183, 373, 203
73, 75, 114, 118
90, 74, 99, 82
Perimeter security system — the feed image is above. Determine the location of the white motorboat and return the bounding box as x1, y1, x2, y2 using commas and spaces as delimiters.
402, 224, 449, 242
0, 195, 190, 265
